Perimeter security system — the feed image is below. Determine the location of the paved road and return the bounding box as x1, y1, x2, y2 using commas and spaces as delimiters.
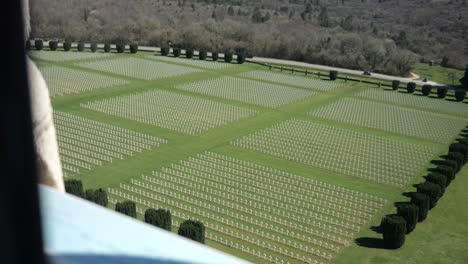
248, 57, 445, 86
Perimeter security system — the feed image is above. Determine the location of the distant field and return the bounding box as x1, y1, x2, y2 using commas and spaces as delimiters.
32, 50, 467, 264
412, 63, 464, 85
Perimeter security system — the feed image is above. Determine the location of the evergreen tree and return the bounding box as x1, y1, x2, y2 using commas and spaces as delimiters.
173, 48, 181, 57
63, 40, 72, 51
406, 82, 416, 93
64, 179, 84, 198
199, 49, 207, 60
396, 203, 419, 234
224, 52, 233, 63
381, 215, 406, 249
435, 165, 455, 185
144, 208, 172, 231
411, 193, 430, 222
329, 70, 338, 80
422, 85, 432, 96
35, 40, 44, 51
211, 51, 219, 61
178, 219, 205, 244
116, 43, 125, 53
449, 143, 468, 163
392, 80, 400, 91
160, 47, 169, 56
115, 201, 136, 218
460, 65, 468, 90
104, 43, 111, 53
236, 53, 246, 64
129, 44, 138, 53
86, 188, 108, 207
318, 7, 330, 27
77, 42, 85, 52
455, 89, 466, 101
90, 43, 97, 52
426, 173, 447, 195
186, 48, 194, 59
49, 41, 58, 51
436, 87, 448, 98
447, 152, 464, 172
416, 181, 442, 209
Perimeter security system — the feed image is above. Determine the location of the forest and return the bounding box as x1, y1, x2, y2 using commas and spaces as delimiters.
30, 0, 468, 76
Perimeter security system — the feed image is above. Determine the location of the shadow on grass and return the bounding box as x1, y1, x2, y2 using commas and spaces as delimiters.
355, 237, 386, 249
371, 225, 383, 234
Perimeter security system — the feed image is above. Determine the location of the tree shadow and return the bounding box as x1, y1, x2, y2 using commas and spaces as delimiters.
370, 225, 382, 234
355, 237, 386, 249
403, 192, 415, 198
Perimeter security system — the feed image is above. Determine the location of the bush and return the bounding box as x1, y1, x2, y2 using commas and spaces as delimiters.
178, 220, 205, 244
64, 179, 84, 198
411, 193, 430, 222
447, 152, 464, 172
381, 215, 406, 249
237, 53, 246, 64
436, 87, 448, 98
116, 43, 125, 53
186, 48, 194, 59
49, 41, 58, 51
25, 40, 31, 50
144, 208, 172, 231
455, 88, 466, 101
392, 80, 400, 91
449, 143, 468, 163
104, 43, 111, 53
435, 165, 455, 185
173, 48, 181, 57
199, 49, 207, 60
90, 43, 97, 52
85, 188, 108, 207
35, 40, 44, 51
160, 47, 169, 56
329, 70, 338, 80
396, 203, 419, 234
115, 201, 136, 218
77, 42, 85, 52
422, 85, 432, 96
426, 173, 447, 193
417, 181, 442, 209
224, 52, 233, 63
129, 44, 138, 53
212, 51, 219, 61
439, 159, 459, 174
63, 40, 72, 51
406, 82, 416, 93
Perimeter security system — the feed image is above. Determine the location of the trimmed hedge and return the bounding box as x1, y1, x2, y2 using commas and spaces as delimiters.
329, 70, 338, 80
85, 188, 108, 207
212, 52, 219, 61
63, 40, 72, 51
237, 53, 246, 64
129, 44, 138, 53
178, 220, 205, 244
381, 215, 406, 249
199, 49, 207, 60
35, 40, 44, 51
115, 201, 136, 218
116, 43, 125, 53
186, 48, 194, 59
455, 89, 466, 101
173, 48, 181, 57
144, 208, 172, 231
449, 143, 468, 163
406, 82, 416, 93
410, 193, 430, 222
437, 87, 448, 98
416, 181, 442, 209
396, 203, 419, 234
426, 173, 447, 193
49, 41, 58, 51
104, 43, 111, 53
435, 165, 455, 185
422, 85, 432, 96
161, 47, 169, 56
64, 179, 84, 198
392, 80, 400, 91
77, 42, 85, 52
224, 52, 233, 63
90, 43, 97, 52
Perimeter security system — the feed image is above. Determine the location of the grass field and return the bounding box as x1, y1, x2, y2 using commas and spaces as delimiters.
412, 63, 464, 85
31, 49, 468, 264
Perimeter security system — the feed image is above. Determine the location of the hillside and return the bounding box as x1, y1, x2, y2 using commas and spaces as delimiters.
30, 0, 468, 76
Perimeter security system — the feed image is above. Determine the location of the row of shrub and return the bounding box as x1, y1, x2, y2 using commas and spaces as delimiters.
381, 129, 468, 249
64, 179, 206, 243
64, 179, 108, 207
114, 200, 205, 244
27, 40, 139, 54
391, 80, 466, 102
160, 46, 246, 64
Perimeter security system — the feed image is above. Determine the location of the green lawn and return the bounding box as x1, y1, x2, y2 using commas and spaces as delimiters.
32, 48, 468, 264
412, 63, 464, 85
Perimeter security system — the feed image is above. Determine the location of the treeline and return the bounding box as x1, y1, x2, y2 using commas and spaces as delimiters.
380, 130, 468, 249
29, 0, 468, 76
64, 179, 205, 243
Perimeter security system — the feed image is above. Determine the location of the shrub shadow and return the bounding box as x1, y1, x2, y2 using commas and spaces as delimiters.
355, 237, 386, 249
